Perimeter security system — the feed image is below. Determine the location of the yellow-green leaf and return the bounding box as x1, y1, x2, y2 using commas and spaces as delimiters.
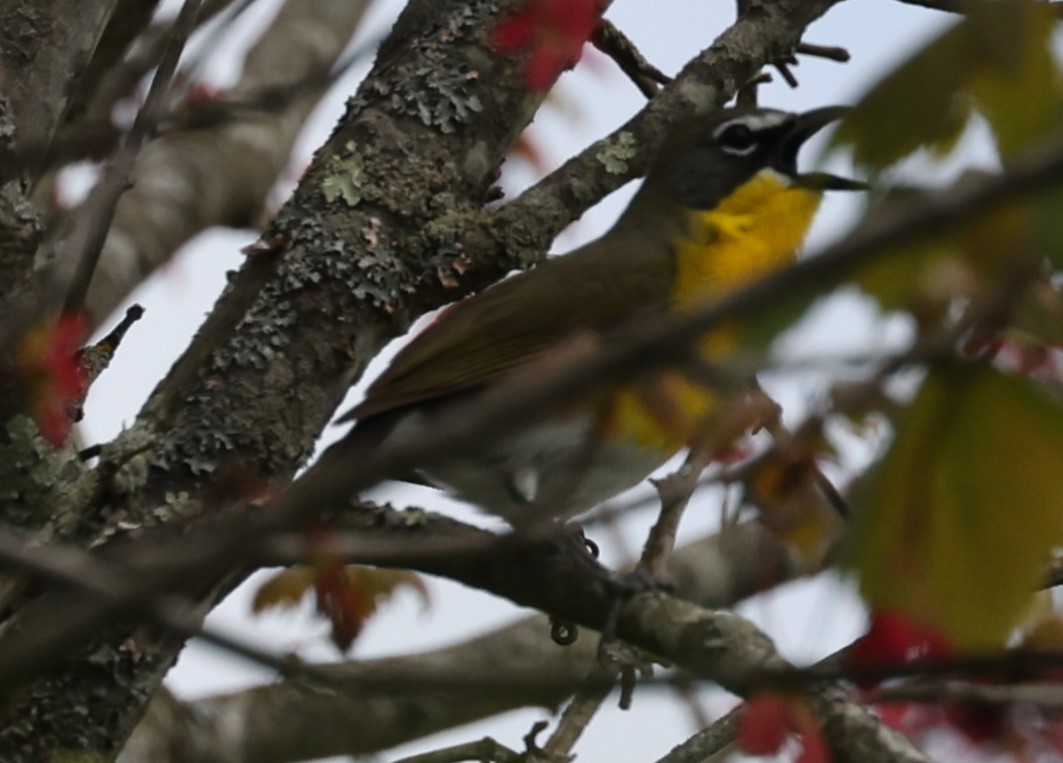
832, 0, 1063, 170
1008, 278, 1063, 347
967, 1, 1063, 158
848, 362, 1063, 648
1027, 186, 1063, 272
831, 21, 973, 171
853, 190, 1036, 315
251, 567, 316, 613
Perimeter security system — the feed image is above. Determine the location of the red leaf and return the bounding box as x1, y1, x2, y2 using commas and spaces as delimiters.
313, 561, 373, 652
874, 701, 940, 737
740, 694, 834, 762
251, 567, 316, 612
18, 312, 90, 445
793, 710, 833, 763
490, 0, 601, 91
311, 561, 429, 653
525, 48, 570, 91
943, 702, 1004, 745
797, 728, 831, 763
492, 11, 534, 52
850, 610, 952, 684
738, 693, 792, 755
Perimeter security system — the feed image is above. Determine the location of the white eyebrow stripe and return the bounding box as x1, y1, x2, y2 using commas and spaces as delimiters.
711, 109, 793, 140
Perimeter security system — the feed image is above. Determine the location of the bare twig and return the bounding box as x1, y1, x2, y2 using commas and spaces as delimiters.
60, 0, 204, 313
542, 665, 619, 758
591, 19, 671, 98
638, 452, 710, 580
79, 0, 241, 129
893, 0, 975, 11
782, 648, 1063, 689
14, 130, 1063, 690
871, 680, 1063, 709
0, 527, 336, 685
77, 303, 145, 387
391, 737, 523, 763
651, 705, 741, 763
773, 55, 799, 88
795, 42, 851, 62
667, 674, 714, 730
11, 7, 380, 187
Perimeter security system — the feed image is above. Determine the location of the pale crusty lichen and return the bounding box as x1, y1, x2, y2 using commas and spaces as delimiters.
597, 131, 639, 175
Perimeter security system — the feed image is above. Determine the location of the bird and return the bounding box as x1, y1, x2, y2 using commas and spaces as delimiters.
329, 105, 863, 525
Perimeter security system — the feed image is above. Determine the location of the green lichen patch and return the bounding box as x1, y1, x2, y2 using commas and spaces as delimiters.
322, 142, 366, 207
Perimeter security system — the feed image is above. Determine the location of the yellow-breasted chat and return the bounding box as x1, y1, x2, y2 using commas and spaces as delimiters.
330, 105, 862, 523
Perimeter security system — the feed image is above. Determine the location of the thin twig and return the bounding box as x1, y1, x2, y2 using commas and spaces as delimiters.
782, 647, 1063, 689
668, 674, 714, 730
871, 680, 1063, 709
80, 0, 241, 128
0, 527, 336, 685
390, 737, 523, 763
15, 15, 382, 184
735, 72, 771, 108
795, 42, 850, 62
638, 451, 709, 580
651, 704, 741, 763
9, 130, 1063, 693
893, 0, 975, 11
542, 664, 618, 758
77, 303, 145, 387
591, 19, 671, 98
60, 0, 204, 313
773, 56, 799, 88
178, 0, 260, 85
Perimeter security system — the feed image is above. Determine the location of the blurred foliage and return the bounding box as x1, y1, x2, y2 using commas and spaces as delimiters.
832, 0, 1063, 169
822, 0, 1063, 653
848, 362, 1063, 648
254, 563, 429, 652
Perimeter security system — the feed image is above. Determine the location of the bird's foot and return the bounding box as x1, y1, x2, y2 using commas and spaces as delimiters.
547, 527, 673, 650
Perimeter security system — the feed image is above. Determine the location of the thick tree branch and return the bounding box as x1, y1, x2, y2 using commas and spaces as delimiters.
0, 0, 124, 420
0, 0, 120, 152
116, 519, 829, 763
0, 1, 548, 757
120, 617, 595, 763
7, 112, 1054, 755
0, 1, 898, 759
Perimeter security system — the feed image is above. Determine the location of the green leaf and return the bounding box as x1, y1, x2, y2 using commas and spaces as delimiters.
967, 1, 1063, 158
848, 362, 1063, 648
852, 195, 1032, 316
831, 21, 973, 171
1026, 186, 1063, 272
832, 0, 1063, 170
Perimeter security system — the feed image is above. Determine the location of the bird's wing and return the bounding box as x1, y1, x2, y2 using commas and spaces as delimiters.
341, 240, 673, 421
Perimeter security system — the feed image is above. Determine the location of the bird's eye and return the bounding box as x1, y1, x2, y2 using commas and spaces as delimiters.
717, 123, 757, 155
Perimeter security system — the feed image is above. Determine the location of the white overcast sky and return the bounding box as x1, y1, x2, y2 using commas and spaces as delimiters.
78, 2, 990, 761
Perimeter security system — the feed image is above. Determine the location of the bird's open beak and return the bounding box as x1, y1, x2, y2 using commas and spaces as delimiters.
784, 106, 868, 192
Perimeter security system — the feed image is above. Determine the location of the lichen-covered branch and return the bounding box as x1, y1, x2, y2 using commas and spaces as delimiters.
0, 0, 545, 757
0, 0, 859, 759
121, 618, 595, 763
119, 521, 805, 762
0, 0, 122, 422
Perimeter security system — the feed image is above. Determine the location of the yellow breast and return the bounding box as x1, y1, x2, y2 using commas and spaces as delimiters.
673, 170, 823, 310
606, 170, 823, 451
